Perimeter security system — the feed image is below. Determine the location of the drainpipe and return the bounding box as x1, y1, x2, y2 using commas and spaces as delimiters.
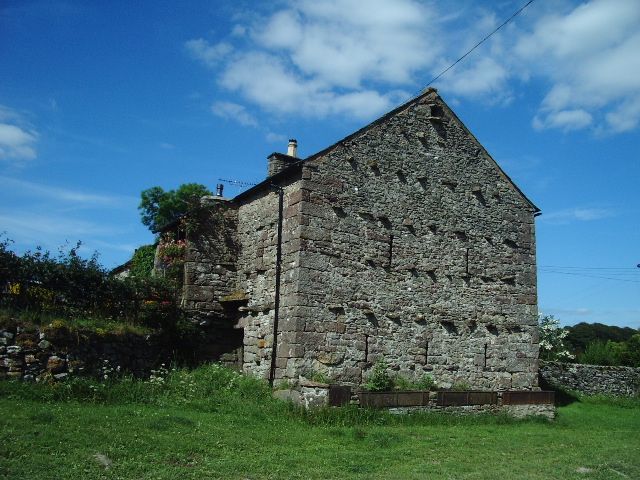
268, 184, 284, 387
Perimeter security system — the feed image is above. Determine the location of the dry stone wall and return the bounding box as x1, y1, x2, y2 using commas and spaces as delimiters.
0, 325, 166, 381
540, 361, 640, 396
290, 91, 539, 389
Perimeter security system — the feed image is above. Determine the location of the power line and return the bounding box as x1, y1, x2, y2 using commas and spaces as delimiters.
423, 0, 536, 89
538, 270, 640, 284
539, 265, 638, 271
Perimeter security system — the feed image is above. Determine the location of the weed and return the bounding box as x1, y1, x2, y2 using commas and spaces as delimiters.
363, 360, 394, 392
450, 381, 472, 391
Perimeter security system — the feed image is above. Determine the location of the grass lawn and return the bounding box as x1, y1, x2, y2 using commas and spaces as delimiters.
1, 366, 639, 479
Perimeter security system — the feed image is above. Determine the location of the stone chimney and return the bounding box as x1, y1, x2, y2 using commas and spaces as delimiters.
267, 139, 299, 177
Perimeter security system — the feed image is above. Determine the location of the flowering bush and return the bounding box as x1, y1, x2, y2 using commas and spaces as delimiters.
539, 314, 575, 361
157, 237, 186, 267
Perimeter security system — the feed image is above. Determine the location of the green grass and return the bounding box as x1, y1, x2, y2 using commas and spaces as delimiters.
1, 365, 639, 480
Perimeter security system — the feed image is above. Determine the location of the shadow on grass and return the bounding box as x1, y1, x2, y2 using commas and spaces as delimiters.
538, 375, 580, 407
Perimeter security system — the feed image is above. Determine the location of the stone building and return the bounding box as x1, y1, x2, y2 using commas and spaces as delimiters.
182, 88, 541, 391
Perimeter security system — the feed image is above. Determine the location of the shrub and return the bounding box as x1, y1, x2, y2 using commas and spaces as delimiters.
450, 381, 472, 391
538, 314, 574, 361
393, 373, 436, 391
414, 374, 437, 391
0, 236, 183, 333
364, 360, 394, 392
579, 340, 621, 366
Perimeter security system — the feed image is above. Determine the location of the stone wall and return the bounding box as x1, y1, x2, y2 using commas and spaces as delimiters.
540, 361, 640, 396
0, 324, 167, 381
182, 89, 540, 392
183, 198, 239, 325
234, 177, 304, 380
289, 90, 539, 389
180, 199, 244, 368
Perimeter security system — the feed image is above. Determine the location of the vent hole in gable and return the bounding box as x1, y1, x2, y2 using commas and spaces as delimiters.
472, 189, 487, 206
442, 180, 457, 192
332, 206, 347, 218
378, 216, 392, 229
441, 321, 458, 335
454, 231, 468, 241
503, 238, 518, 249
358, 211, 376, 222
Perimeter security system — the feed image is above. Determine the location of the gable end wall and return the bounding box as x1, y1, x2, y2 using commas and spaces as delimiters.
293, 94, 539, 389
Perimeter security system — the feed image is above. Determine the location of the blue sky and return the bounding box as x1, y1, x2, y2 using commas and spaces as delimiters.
0, 0, 638, 328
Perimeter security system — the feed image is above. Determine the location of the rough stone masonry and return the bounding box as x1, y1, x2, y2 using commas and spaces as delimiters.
182, 88, 541, 391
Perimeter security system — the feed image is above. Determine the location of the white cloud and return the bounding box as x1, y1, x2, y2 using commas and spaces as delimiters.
533, 109, 593, 131
540, 207, 615, 224
231, 24, 247, 37
0, 176, 134, 207
443, 57, 510, 98
211, 101, 258, 127
185, 38, 233, 68
515, 0, 640, 133
0, 106, 38, 163
219, 51, 398, 119
188, 0, 437, 120
0, 211, 119, 239
0, 124, 37, 161
185, 0, 640, 134
265, 131, 286, 143
253, 0, 437, 89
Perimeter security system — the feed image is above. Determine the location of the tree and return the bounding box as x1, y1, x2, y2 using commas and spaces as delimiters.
138, 183, 212, 234
538, 314, 575, 362
565, 322, 637, 354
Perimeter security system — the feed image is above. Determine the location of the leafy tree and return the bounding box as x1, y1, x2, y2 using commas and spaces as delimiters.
565, 322, 637, 354
620, 334, 640, 367
139, 183, 212, 234
538, 314, 574, 361
0, 234, 20, 286
579, 335, 640, 367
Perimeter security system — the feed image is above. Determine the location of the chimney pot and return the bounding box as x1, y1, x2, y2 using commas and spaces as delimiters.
287, 138, 298, 158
